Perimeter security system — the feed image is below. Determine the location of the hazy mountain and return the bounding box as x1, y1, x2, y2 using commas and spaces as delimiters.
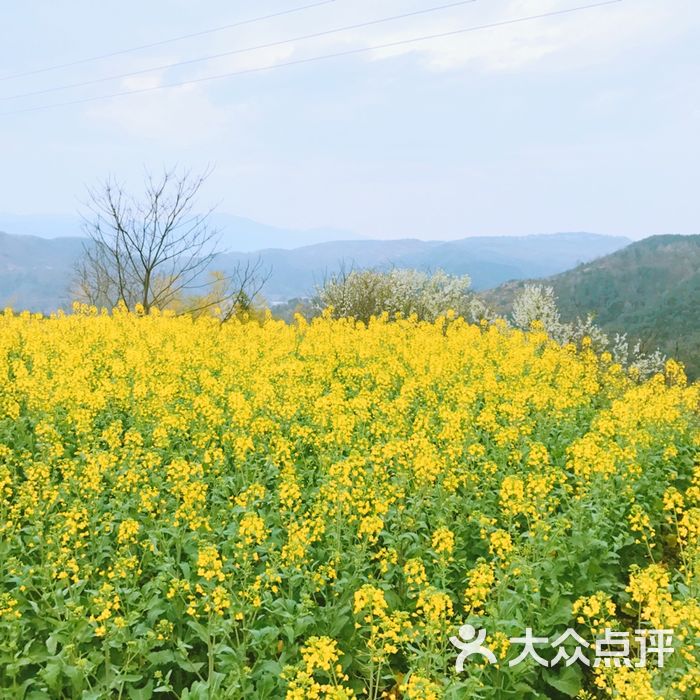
0, 214, 83, 239
0, 228, 630, 313
483, 234, 700, 378
218, 232, 631, 300
210, 214, 362, 251
0, 231, 85, 311
0, 212, 363, 251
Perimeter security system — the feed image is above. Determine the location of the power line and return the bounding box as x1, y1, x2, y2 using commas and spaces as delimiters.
0, 0, 341, 83
0, 0, 623, 117
1, 0, 479, 102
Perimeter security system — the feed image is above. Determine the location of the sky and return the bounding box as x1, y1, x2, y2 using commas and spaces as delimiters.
0, 0, 698, 242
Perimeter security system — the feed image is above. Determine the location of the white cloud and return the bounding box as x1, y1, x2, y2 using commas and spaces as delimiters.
74, 0, 697, 118
361, 0, 687, 73
84, 80, 253, 145
171, 0, 697, 83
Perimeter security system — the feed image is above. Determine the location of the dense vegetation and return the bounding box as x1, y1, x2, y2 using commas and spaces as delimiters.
0, 307, 698, 699
483, 235, 700, 379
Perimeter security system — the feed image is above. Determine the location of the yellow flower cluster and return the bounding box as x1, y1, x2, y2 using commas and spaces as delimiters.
353, 584, 413, 665
594, 665, 657, 700
431, 527, 455, 560
353, 584, 389, 622
464, 561, 495, 615
400, 674, 443, 700
626, 564, 672, 627
285, 637, 355, 699
301, 636, 341, 674
116, 518, 140, 545
403, 558, 429, 590
197, 544, 225, 582
0, 307, 698, 698
573, 592, 617, 635
488, 529, 513, 560
415, 588, 453, 629
88, 582, 120, 637
628, 504, 655, 550
0, 592, 20, 621
237, 512, 268, 550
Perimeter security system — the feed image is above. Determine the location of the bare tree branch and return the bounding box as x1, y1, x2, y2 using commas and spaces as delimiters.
72, 166, 266, 318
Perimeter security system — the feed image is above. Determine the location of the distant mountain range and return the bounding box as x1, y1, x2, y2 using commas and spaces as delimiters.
217, 232, 630, 300
0, 228, 630, 311
0, 213, 362, 252
0, 232, 85, 311
483, 234, 700, 379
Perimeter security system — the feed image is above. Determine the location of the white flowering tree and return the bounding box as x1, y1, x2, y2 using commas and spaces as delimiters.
511, 284, 664, 378
314, 268, 479, 323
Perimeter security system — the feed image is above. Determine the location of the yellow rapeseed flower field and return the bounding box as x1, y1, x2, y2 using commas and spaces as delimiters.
0, 305, 698, 699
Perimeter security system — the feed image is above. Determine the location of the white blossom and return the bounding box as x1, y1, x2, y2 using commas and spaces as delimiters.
511, 284, 665, 380
314, 268, 473, 323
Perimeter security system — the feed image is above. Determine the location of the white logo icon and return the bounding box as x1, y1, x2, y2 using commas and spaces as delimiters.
450, 623, 498, 670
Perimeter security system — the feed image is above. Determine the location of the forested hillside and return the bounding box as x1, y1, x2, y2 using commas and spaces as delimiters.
484, 235, 700, 378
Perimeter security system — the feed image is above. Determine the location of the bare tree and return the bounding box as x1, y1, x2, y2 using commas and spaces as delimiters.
74, 167, 267, 316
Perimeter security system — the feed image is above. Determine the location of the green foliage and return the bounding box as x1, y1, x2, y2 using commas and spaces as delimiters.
484, 235, 700, 379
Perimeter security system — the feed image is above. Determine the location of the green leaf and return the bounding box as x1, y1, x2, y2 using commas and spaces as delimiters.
175, 655, 204, 674
544, 666, 583, 697
148, 650, 176, 666
127, 681, 154, 700
45, 635, 58, 656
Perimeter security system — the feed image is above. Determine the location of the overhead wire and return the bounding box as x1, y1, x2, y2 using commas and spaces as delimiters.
0, 0, 623, 117
0, 0, 479, 102
0, 0, 342, 82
